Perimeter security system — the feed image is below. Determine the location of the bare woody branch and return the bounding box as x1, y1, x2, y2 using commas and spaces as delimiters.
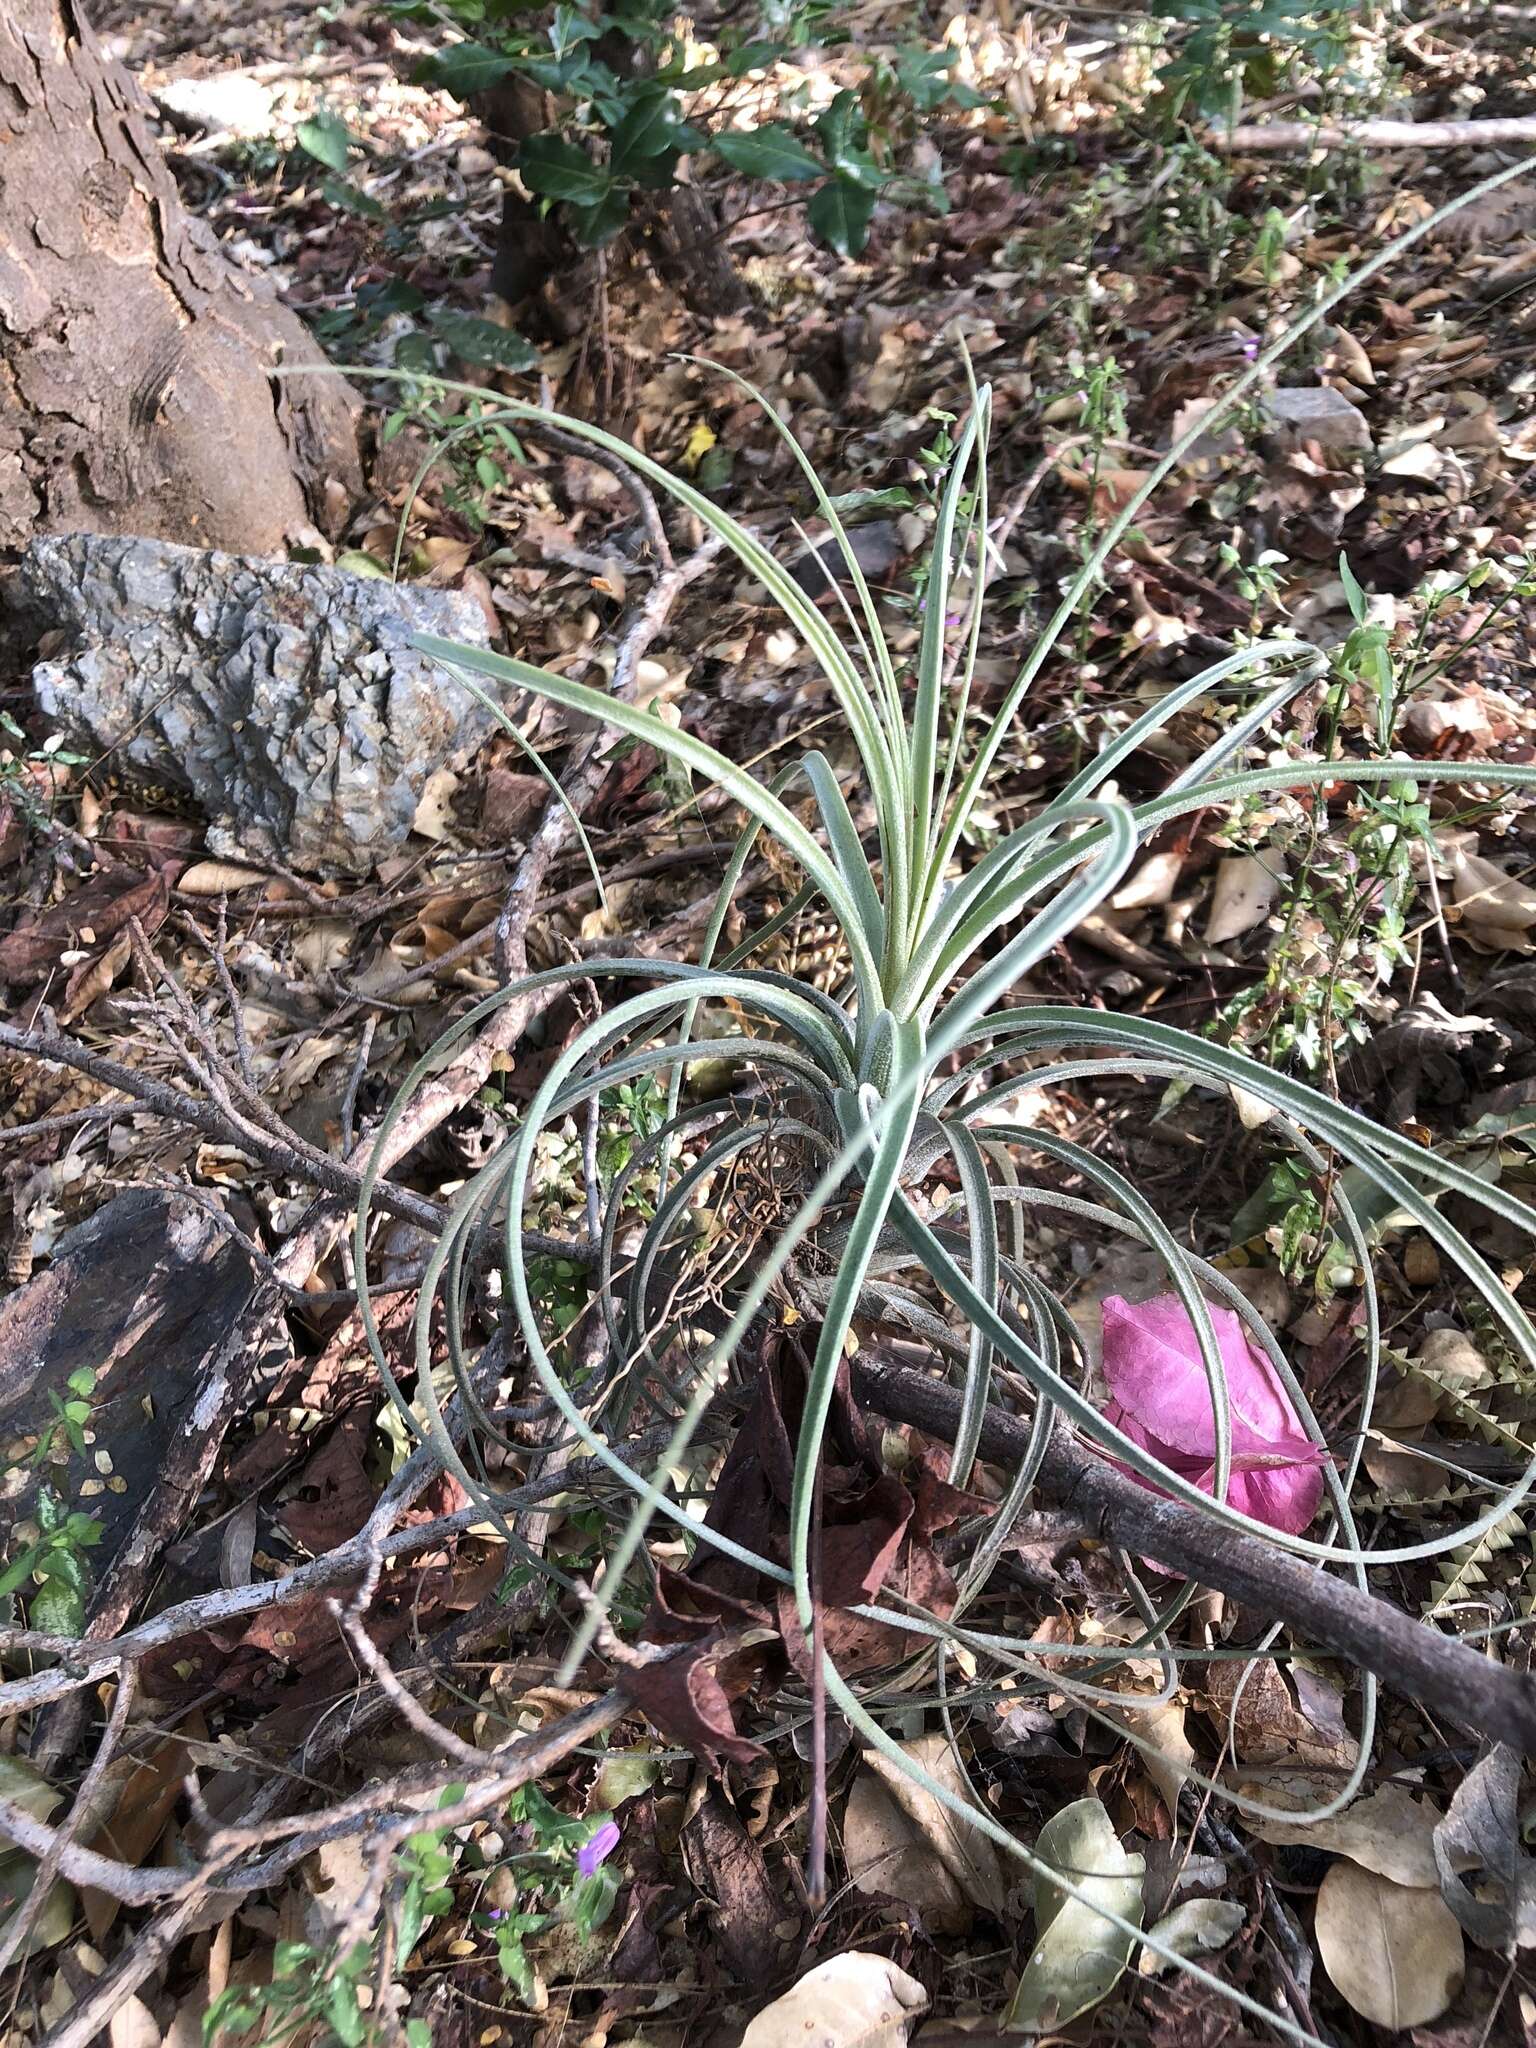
1214, 116, 1536, 151
854, 1351, 1536, 1755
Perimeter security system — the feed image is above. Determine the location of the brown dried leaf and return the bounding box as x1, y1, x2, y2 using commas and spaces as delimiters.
1245, 1781, 1441, 1889
843, 1768, 970, 1929
859, 1735, 1010, 1919
682, 1793, 788, 1987
618, 1644, 765, 1772
178, 861, 267, 896
0, 864, 173, 986
1315, 1861, 1463, 2029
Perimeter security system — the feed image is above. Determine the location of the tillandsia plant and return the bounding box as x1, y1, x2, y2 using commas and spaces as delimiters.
346, 158, 1536, 2037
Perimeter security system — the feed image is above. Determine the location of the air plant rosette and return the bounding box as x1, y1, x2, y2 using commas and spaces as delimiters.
346, 155, 1536, 2042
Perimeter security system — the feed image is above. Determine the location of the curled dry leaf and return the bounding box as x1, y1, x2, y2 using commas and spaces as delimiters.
1138, 1897, 1246, 1977
855, 1734, 1011, 1922
1203, 1657, 1357, 1771
1315, 1859, 1464, 2030
740, 1953, 928, 2048
1416, 1326, 1493, 1396
0, 1755, 75, 1959
1205, 851, 1283, 945
1112, 847, 1185, 914
844, 1770, 969, 1930
682, 1793, 785, 1989
1114, 1696, 1196, 1817
1245, 1780, 1441, 1889
1432, 1742, 1536, 1951
1004, 1797, 1145, 2033
106, 1995, 162, 2048
177, 860, 267, 896
1452, 848, 1536, 952
412, 767, 459, 842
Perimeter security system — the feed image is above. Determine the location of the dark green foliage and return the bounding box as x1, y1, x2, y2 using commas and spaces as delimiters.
1151, 1, 1355, 123
390, 0, 975, 258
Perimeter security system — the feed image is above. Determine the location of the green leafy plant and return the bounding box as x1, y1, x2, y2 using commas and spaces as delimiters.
392, 0, 974, 258
201, 1787, 615, 2047
0, 1484, 102, 1637
1, 1367, 102, 1633
1208, 545, 1528, 1080
1150, 0, 1357, 127
477, 1789, 622, 2003
203, 1937, 413, 2048
338, 157, 1536, 2041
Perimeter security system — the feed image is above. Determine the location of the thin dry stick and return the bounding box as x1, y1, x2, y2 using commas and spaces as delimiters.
0, 1399, 715, 1718
0, 1510, 541, 1717
350, 838, 737, 1001
0, 1014, 445, 1235
854, 1351, 1536, 1753
513, 414, 673, 570
1215, 115, 1536, 149
26, 1680, 628, 2048
331, 1600, 486, 1770
0, 1017, 585, 1265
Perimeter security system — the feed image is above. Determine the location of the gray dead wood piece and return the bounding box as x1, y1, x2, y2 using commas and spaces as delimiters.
14, 535, 494, 877
1215, 118, 1536, 152
0, 1187, 290, 1766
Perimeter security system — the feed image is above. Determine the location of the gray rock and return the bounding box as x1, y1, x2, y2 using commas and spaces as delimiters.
17, 534, 495, 876
787, 519, 906, 599
1264, 385, 1373, 455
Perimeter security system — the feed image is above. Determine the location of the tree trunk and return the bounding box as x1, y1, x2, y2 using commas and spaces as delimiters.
641, 181, 748, 319
0, 0, 361, 556
480, 75, 746, 332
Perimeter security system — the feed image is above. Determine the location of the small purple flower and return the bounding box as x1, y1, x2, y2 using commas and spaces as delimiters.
577, 1820, 621, 1877
1240, 336, 1260, 361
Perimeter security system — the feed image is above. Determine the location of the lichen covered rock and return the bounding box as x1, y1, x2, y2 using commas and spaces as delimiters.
18, 534, 495, 875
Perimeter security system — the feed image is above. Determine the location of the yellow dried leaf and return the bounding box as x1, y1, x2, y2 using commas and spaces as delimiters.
1315, 1862, 1463, 2029
178, 861, 266, 896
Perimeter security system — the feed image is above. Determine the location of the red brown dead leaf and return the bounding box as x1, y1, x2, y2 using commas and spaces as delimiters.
0, 862, 177, 986
620, 1644, 767, 1772
626, 1333, 998, 1764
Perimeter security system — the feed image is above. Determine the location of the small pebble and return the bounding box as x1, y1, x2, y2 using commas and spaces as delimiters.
1404, 1238, 1440, 1287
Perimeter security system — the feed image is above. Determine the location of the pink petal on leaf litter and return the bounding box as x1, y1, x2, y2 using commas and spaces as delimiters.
1099, 1293, 1327, 1535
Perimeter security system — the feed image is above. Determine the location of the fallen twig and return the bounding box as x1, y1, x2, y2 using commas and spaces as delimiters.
0, 1401, 718, 1717
512, 414, 673, 570
0, 1016, 589, 1266
22, 1667, 627, 2048
1214, 115, 1536, 151
853, 1351, 1536, 1755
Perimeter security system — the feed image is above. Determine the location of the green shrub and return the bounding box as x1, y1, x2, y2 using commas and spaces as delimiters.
390, 0, 976, 257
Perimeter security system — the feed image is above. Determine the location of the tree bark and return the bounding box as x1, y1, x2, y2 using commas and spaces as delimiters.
480, 75, 746, 332
0, 0, 360, 555
642, 180, 748, 319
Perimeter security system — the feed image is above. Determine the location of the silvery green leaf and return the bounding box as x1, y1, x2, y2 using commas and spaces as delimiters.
1139, 1898, 1247, 1977
1004, 1798, 1144, 2032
